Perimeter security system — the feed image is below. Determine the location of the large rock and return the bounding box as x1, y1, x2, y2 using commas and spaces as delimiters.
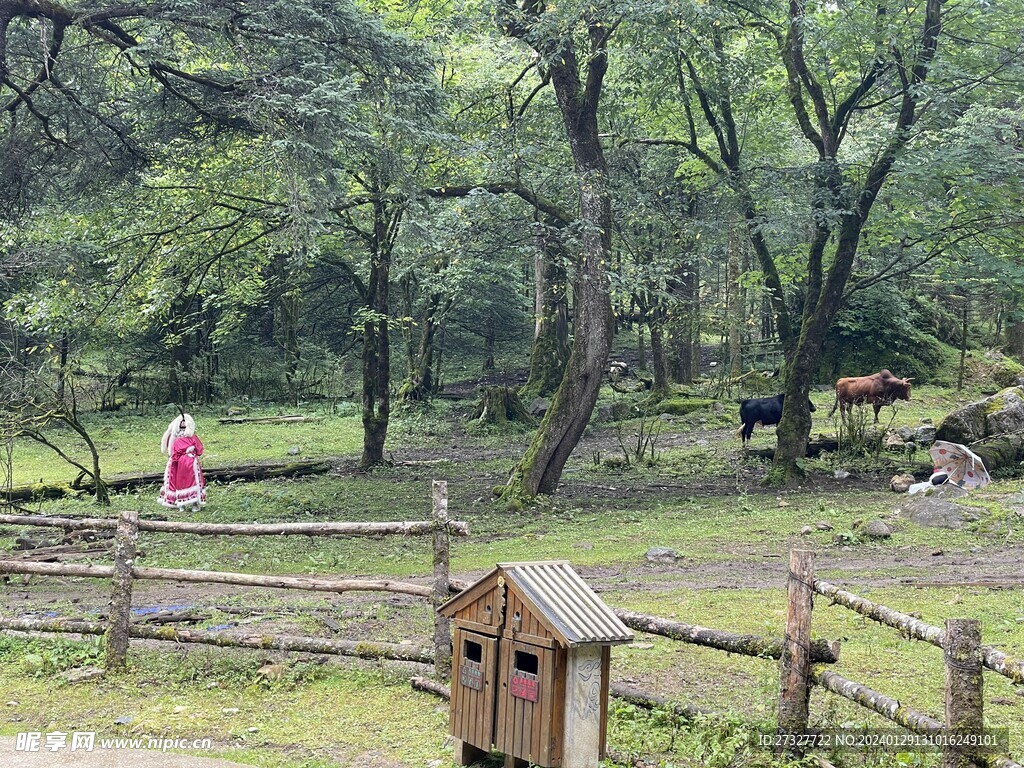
914, 424, 937, 446
898, 486, 979, 529
937, 386, 1024, 445
987, 389, 1024, 435
936, 401, 988, 444
528, 398, 550, 418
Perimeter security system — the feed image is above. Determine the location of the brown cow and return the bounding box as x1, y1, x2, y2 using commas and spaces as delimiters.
828, 369, 912, 422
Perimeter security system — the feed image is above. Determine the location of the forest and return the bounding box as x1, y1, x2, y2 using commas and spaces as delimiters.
1, 0, 1024, 767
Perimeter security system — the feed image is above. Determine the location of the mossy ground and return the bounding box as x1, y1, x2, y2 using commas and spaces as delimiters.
1, 383, 1022, 767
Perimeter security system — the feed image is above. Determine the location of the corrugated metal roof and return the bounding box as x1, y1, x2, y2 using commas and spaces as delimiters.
500, 562, 633, 647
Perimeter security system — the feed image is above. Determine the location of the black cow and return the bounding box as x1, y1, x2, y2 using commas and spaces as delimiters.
737, 394, 816, 446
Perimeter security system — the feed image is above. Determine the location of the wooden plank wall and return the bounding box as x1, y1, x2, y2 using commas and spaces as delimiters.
496, 639, 565, 766
450, 628, 498, 751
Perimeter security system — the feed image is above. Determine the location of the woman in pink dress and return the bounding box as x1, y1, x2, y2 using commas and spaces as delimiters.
159, 413, 207, 511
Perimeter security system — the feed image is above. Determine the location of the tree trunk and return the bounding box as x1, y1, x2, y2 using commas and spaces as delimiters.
401, 292, 443, 402
770, 214, 861, 484
55, 332, 69, 403
648, 315, 670, 394
727, 233, 744, 377
523, 241, 570, 400
668, 254, 699, 383
502, 25, 614, 502
359, 201, 395, 470
277, 259, 302, 407
958, 300, 969, 391
1004, 317, 1024, 357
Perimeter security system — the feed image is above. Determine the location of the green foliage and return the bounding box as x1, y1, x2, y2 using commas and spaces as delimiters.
821, 285, 948, 383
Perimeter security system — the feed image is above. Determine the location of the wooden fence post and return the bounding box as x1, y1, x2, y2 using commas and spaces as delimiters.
432, 480, 452, 680
943, 618, 983, 768
777, 549, 815, 752
105, 510, 139, 670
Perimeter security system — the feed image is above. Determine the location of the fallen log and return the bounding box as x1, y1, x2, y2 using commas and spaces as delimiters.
6, 460, 333, 502
6, 543, 113, 562
131, 610, 211, 625
217, 415, 322, 424
411, 676, 451, 699
746, 439, 840, 460
609, 683, 710, 720
0, 560, 435, 598
0, 514, 469, 538
0, 616, 434, 663
814, 580, 1024, 684
613, 609, 840, 663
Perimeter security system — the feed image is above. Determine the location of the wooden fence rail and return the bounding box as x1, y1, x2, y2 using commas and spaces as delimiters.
612, 608, 840, 663
0, 512, 470, 538
0, 480, 462, 679
0, 617, 434, 663
0, 561, 435, 598
615, 550, 1020, 768
815, 579, 1024, 684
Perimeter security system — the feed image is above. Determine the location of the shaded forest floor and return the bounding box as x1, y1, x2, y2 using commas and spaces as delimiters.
1, 383, 1023, 767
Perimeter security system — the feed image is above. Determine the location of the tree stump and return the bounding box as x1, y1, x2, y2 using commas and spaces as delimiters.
471, 386, 534, 425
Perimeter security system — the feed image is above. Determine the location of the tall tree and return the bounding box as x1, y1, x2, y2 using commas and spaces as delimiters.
499, 0, 617, 501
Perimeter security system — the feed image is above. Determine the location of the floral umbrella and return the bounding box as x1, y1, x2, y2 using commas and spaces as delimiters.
928, 440, 991, 490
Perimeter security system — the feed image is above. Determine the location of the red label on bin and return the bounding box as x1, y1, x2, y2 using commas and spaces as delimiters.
510, 673, 539, 702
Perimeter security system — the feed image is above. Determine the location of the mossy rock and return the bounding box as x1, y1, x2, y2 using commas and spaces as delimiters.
937, 386, 1024, 446
650, 398, 717, 416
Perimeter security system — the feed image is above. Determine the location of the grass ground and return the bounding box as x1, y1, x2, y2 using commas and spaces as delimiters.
1, 381, 1022, 768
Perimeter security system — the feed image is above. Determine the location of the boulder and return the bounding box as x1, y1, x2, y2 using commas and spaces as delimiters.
862, 520, 893, 539
884, 433, 905, 451
937, 386, 1024, 445
914, 424, 937, 446
936, 401, 988, 444
898, 486, 979, 529
528, 398, 550, 418
986, 389, 1024, 435
890, 474, 915, 493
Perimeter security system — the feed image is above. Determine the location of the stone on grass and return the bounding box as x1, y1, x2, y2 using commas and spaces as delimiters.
800, 526, 814, 536
862, 520, 893, 539
889, 474, 915, 493
899, 490, 979, 529
834, 469, 851, 479
63, 666, 105, 684
815, 521, 833, 531
645, 547, 680, 563
287, 446, 301, 456
914, 425, 937, 446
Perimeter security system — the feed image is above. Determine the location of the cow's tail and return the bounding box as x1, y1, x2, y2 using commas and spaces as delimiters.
827, 389, 839, 419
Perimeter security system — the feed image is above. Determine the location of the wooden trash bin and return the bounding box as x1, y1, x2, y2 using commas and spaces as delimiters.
439, 561, 633, 768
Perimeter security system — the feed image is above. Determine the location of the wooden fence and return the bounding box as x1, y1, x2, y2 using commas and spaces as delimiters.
0, 480, 465, 678
2, 500, 1023, 768
610, 549, 1023, 768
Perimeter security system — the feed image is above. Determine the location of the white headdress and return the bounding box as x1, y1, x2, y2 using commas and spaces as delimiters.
161, 411, 197, 455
